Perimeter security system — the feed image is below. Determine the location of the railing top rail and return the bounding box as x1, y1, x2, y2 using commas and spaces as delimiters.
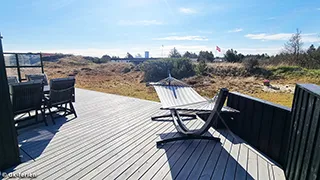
3, 52, 41, 55
297, 84, 320, 97
229, 91, 291, 111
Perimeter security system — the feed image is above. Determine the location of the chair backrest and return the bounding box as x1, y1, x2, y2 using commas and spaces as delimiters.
49, 77, 75, 105
7, 76, 19, 85
26, 74, 48, 85
9, 81, 43, 115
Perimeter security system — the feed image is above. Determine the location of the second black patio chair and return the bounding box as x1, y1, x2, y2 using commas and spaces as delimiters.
10, 81, 47, 129
44, 77, 76, 124
26, 74, 49, 85
7, 76, 19, 85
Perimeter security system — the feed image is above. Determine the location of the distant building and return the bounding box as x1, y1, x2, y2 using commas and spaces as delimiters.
213, 58, 226, 62
145, 51, 149, 58
110, 57, 159, 64
187, 57, 226, 62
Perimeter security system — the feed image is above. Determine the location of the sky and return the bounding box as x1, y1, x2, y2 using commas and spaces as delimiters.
1, 0, 320, 58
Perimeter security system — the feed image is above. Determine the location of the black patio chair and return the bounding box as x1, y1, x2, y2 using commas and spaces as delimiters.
44, 77, 76, 124
9, 81, 47, 128
26, 74, 48, 85
7, 76, 19, 85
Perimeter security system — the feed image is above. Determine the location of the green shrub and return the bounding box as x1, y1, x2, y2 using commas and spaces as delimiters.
195, 60, 208, 76
268, 66, 320, 79
142, 58, 195, 82
242, 57, 259, 71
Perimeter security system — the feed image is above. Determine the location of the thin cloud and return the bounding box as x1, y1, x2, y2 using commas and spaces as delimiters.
7, 48, 125, 57
267, 17, 276, 20
228, 28, 243, 33
153, 36, 208, 41
118, 20, 163, 26
317, 8, 320, 10
245, 33, 291, 40
245, 33, 320, 42
235, 47, 282, 55
179, 8, 197, 14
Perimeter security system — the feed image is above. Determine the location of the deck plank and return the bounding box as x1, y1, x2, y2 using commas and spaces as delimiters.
186, 133, 221, 180
247, 148, 259, 180
258, 154, 270, 180
211, 134, 234, 180
273, 165, 286, 180
162, 140, 203, 180
124, 120, 200, 180
97, 120, 197, 179
105, 119, 197, 179
223, 135, 241, 180
72, 117, 173, 179
268, 163, 275, 180
4, 88, 286, 180
140, 121, 203, 180
15, 108, 161, 178
175, 131, 219, 180
235, 144, 249, 180
199, 131, 229, 180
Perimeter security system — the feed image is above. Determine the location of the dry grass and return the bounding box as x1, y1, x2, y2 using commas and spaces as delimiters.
45, 61, 159, 101
44, 60, 319, 108
249, 92, 294, 107
185, 75, 295, 107
207, 62, 244, 68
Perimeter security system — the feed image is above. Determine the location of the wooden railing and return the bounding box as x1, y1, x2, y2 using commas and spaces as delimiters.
226, 92, 292, 167
285, 84, 320, 180
226, 84, 320, 180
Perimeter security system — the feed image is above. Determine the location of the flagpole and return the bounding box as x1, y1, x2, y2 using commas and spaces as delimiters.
162, 45, 164, 58
215, 46, 218, 58
214, 47, 217, 58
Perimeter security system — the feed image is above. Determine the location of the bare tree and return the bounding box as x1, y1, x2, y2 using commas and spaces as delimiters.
284, 29, 303, 65
125, 52, 134, 59
168, 47, 181, 58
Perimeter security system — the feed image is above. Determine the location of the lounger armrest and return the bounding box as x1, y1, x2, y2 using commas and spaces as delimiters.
146, 82, 163, 86
221, 106, 240, 113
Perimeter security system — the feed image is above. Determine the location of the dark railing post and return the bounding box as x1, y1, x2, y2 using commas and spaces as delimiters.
0, 33, 20, 171
40, 52, 44, 74
15, 53, 22, 82
285, 84, 320, 180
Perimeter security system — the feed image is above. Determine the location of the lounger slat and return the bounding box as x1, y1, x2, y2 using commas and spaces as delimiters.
153, 86, 206, 109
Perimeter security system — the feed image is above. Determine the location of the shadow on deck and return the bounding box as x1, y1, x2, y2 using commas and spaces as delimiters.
3, 88, 285, 180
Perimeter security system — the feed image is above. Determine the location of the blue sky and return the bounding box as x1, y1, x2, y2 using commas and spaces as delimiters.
1, 0, 320, 57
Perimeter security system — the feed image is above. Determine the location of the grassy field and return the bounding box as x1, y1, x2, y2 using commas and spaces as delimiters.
44, 58, 320, 108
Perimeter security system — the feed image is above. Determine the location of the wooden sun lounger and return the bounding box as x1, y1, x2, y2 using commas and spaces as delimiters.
150, 75, 238, 146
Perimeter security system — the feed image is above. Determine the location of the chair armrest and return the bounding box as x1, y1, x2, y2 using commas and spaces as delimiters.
221, 106, 240, 113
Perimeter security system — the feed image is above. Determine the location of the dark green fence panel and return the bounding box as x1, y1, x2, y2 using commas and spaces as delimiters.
0, 34, 20, 170
226, 92, 291, 167
285, 84, 320, 180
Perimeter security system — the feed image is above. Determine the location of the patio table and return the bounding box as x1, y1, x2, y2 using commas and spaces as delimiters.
43, 85, 50, 94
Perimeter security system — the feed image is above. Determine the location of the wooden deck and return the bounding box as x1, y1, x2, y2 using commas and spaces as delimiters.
5, 88, 286, 180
